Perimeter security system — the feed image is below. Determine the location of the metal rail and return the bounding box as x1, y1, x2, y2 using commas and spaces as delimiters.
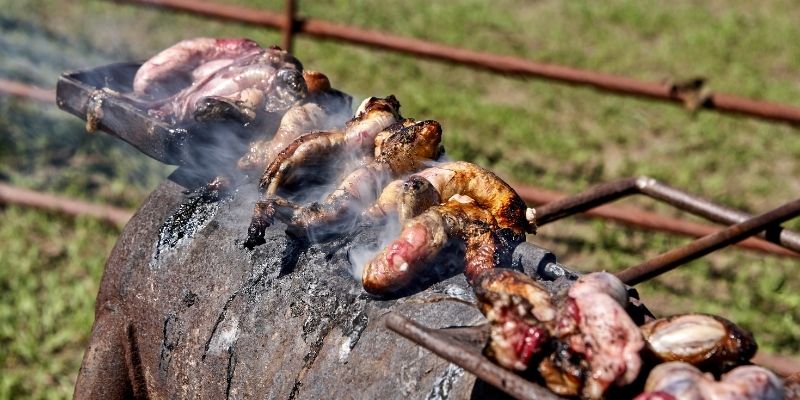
617, 197, 800, 285
117, 0, 800, 125
0, 183, 133, 226
385, 313, 564, 400
0, 78, 54, 102
534, 176, 800, 254
514, 183, 799, 257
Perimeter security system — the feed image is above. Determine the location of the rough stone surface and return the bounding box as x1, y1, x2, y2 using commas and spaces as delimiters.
74, 171, 499, 399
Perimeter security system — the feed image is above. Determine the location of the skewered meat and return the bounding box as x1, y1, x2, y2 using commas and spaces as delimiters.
473, 269, 556, 370
559, 272, 644, 398
637, 362, 785, 400
132, 37, 263, 99
362, 196, 511, 294
236, 71, 353, 172
377, 161, 537, 239
245, 117, 441, 247
475, 270, 643, 399
640, 314, 757, 374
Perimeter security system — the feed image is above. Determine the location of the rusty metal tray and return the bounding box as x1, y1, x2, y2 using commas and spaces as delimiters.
56, 63, 259, 170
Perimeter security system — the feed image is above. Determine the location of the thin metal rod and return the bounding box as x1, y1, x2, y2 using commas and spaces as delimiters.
0, 78, 55, 102
116, 0, 800, 125
0, 183, 132, 226
534, 176, 800, 254
385, 312, 564, 400
280, 0, 296, 53
616, 197, 800, 285
513, 183, 799, 257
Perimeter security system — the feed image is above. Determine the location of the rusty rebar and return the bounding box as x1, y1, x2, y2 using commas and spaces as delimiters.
513, 183, 799, 257
616, 197, 800, 285
0, 78, 55, 102
0, 183, 132, 227
117, 0, 800, 125
533, 176, 800, 255
385, 312, 564, 400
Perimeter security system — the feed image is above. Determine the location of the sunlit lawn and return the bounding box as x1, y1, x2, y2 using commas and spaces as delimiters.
1, 0, 799, 397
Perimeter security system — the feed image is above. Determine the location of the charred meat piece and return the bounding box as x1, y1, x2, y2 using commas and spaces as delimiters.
637, 362, 785, 400
474, 269, 556, 371
474, 270, 643, 399
362, 197, 515, 294
406, 161, 536, 238
255, 96, 403, 196
640, 314, 757, 374
245, 117, 441, 247
236, 71, 353, 172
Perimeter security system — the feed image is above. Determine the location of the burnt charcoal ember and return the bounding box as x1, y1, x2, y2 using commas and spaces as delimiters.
75, 169, 501, 399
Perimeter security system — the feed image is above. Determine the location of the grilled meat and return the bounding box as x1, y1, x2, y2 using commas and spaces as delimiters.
637, 362, 785, 400
411, 161, 536, 238
362, 197, 512, 294
245, 118, 441, 247
475, 270, 643, 399
256, 96, 403, 196
559, 272, 644, 399
236, 71, 353, 172
134, 43, 306, 124
640, 314, 757, 374
474, 269, 556, 371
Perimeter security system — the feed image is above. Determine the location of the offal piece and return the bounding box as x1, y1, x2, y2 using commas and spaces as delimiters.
236, 71, 353, 172
475, 270, 644, 399
256, 96, 403, 195
640, 314, 757, 374
399, 161, 536, 238
362, 197, 514, 294
559, 272, 644, 399
139, 44, 307, 124
132, 37, 262, 98
245, 118, 441, 247
637, 362, 784, 400
474, 269, 556, 370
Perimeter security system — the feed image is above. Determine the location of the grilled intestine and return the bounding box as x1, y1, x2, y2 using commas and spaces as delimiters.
360, 161, 537, 295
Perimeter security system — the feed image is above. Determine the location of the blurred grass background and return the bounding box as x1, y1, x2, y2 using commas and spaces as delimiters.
1, 0, 799, 398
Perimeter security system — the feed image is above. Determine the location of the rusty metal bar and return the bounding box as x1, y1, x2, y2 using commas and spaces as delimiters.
513, 183, 799, 257
280, 0, 296, 53
117, 0, 800, 125
0, 183, 133, 226
0, 78, 55, 103
532, 177, 800, 255
385, 312, 564, 400
616, 197, 800, 285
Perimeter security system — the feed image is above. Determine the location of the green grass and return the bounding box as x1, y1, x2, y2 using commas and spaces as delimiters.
1, 1, 799, 397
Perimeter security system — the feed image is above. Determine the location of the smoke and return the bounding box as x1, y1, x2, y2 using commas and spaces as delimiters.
0, 15, 173, 204
347, 211, 402, 282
